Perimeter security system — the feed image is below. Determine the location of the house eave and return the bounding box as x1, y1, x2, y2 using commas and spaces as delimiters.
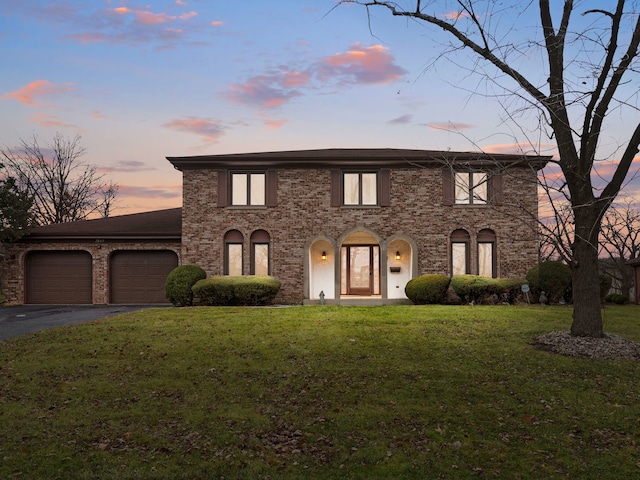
20, 235, 181, 242
168, 148, 551, 172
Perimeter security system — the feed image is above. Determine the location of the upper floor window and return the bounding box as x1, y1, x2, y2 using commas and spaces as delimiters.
331, 169, 390, 207
232, 173, 265, 206
443, 169, 502, 206
455, 172, 487, 204
344, 173, 377, 205
217, 170, 277, 207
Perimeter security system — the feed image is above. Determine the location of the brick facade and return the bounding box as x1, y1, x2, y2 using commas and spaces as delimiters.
178, 152, 543, 304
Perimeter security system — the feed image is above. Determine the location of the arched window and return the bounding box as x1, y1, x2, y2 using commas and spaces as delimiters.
450, 229, 471, 276
477, 229, 496, 278
224, 230, 244, 275
250, 230, 271, 275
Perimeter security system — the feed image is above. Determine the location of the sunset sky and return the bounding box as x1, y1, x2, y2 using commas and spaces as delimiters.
1, 0, 639, 215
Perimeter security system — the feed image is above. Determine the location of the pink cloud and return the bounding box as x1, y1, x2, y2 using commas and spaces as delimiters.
211, 20, 224, 27
163, 117, 226, 142
317, 43, 407, 85
118, 184, 182, 200
226, 72, 307, 109
482, 142, 550, 155
112, 6, 197, 25
263, 119, 288, 130
28, 113, 77, 129
106, 160, 155, 173
1, 80, 74, 106
65, 33, 109, 44
426, 122, 475, 132
442, 11, 471, 20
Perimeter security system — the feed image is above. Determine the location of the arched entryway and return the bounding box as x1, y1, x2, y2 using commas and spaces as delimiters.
340, 229, 382, 297
307, 237, 336, 300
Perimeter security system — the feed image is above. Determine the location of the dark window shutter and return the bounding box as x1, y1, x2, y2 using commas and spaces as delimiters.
442, 168, 454, 205
330, 170, 342, 207
217, 170, 228, 207
491, 173, 504, 205
266, 170, 278, 207
379, 169, 391, 206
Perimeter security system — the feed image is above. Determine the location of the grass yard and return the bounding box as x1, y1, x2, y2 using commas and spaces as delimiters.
1, 305, 639, 479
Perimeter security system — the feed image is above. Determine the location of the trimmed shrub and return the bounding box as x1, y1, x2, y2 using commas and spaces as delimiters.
193, 275, 281, 306
605, 293, 628, 304
450, 275, 503, 304
164, 265, 207, 307
192, 276, 235, 306
525, 261, 572, 304
405, 274, 451, 304
495, 278, 529, 304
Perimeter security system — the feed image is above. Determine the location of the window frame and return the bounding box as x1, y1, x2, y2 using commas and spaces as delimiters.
450, 229, 471, 276
443, 168, 502, 206
250, 230, 271, 276
331, 169, 390, 207
477, 228, 497, 278
217, 170, 277, 208
224, 230, 244, 276
343, 172, 378, 206
231, 172, 266, 206
454, 171, 488, 205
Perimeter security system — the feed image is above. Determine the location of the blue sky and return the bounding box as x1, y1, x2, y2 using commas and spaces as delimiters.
1, 0, 639, 214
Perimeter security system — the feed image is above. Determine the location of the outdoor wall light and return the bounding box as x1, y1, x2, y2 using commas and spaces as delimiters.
395, 251, 401, 261
321, 251, 327, 261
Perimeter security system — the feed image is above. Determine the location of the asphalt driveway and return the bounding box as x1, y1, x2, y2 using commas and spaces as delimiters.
0, 305, 166, 341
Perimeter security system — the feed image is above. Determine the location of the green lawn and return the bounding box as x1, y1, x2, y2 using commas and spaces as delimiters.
1, 305, 639, 479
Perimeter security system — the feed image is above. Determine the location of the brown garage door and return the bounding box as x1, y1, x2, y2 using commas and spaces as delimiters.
26, 251, 93, 304
110, 250, 178, 303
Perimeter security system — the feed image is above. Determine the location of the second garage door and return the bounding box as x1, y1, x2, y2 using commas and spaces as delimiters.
110, 250, 178, 304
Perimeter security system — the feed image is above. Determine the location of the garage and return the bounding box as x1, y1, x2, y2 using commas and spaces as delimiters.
26, 251, 93, 304
110, 250, 178, 303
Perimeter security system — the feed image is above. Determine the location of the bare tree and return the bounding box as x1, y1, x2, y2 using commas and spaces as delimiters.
0, 134, 118, 225
340, 0, 640, 337
599, 202, 640, 299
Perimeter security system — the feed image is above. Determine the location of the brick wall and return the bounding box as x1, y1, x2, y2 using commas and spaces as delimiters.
181, 166, 540, 304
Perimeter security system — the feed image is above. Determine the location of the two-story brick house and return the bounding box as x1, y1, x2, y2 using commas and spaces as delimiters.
0, 148, 548, 305
169, 148, 548, 305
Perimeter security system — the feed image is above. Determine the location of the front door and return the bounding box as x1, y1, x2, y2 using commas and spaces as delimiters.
343, 245, 380, 296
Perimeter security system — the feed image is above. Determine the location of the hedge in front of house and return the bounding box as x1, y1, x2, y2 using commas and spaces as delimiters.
526, 261, 572, 304
164, 264, 207, 306
192, 275, 281, 306
496, 278, 529, 304
405, 274, 451, 304
605, 293, 628, 304
450, 275, 505, 304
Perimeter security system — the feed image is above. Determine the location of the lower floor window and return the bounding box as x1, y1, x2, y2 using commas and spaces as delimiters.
226, 243, 243, 276
478, 242, 493, 278
225, 229, 271, 276
252, 243, 269, 275
451, 242, 469, 276
451, 228, 471, 276
477, 228, 496, 278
